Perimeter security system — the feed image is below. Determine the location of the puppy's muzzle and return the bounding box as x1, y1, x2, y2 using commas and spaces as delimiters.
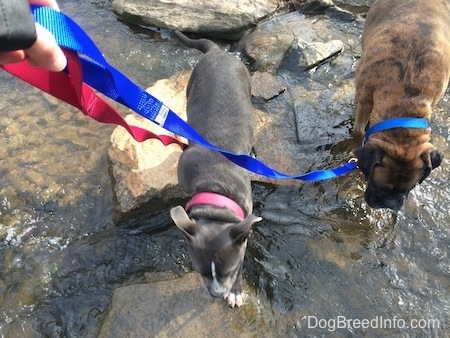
364, 184, 406, 211
208, 288, 227, 298
205, 280, 229, 298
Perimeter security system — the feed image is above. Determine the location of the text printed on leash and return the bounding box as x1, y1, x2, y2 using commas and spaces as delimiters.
155, 104, 169, 126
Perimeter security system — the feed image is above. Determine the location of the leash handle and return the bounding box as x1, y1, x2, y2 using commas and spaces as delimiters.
2, 49, 186, 147
0, 0, 37, 52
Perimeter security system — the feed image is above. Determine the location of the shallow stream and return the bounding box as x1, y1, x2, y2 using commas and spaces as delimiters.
0, 0, 448, 337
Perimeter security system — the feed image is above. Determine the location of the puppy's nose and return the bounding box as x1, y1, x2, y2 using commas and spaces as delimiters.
367, 195, 404, 211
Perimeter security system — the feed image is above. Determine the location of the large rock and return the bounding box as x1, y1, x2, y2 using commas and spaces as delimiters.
241, 8, 357, 72
108, 71, 190, 216
98, 272, 270, 337
111, 0, 282, 40
278, 38, 344, 72
241, 11, 327, 72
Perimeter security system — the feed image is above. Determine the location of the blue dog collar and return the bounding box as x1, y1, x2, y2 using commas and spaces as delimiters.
364, 118, 429, 141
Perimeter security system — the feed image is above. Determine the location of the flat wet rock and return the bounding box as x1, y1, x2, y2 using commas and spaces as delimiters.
99, 272, 267, 337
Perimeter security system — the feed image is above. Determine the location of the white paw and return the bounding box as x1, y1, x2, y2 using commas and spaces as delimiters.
225, 292, 244, 308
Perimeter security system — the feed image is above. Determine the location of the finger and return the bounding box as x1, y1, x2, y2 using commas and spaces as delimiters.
0, 51, 26, 65
25, 23, 67, 72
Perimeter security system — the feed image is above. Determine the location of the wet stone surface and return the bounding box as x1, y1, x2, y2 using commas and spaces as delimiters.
99, 272, 269, 338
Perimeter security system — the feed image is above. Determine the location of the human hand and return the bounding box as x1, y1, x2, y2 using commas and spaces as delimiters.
0, 0, 67, 71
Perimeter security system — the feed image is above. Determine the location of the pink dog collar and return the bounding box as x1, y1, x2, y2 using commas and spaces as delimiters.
185, 192, 245, 220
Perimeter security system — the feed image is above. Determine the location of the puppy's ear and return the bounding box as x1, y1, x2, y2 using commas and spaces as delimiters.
355, 145, 384, 180
419, 148, 443, 183
230, 214, 262, 245
170, 206, 197, 241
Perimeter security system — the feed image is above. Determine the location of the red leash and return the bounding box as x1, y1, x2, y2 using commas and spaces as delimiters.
1, 49, 187, 148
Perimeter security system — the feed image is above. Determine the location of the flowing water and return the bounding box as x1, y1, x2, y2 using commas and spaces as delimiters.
0, 0, 449, 337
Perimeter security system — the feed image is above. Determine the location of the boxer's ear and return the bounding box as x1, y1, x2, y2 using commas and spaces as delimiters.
355, 145, 384, 180
419, 149, 443, 183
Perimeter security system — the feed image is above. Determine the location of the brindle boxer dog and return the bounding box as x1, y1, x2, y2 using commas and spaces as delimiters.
353, 0, 450, 210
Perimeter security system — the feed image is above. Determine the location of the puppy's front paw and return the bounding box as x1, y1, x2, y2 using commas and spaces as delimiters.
225, 291, 244, 308
225, 274, 245, 308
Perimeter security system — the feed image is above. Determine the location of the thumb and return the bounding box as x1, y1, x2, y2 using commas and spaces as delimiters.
25, 23, 67, 72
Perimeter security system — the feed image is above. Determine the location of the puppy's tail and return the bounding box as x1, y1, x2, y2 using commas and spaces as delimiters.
173, 30, 221, 54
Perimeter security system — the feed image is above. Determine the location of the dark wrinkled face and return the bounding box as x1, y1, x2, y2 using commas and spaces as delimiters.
187, 230, 246, 298
356, 144, 443, 210
365, 158, 424, 210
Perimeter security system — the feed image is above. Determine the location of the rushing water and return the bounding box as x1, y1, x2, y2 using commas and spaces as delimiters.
0, 0, 449, 337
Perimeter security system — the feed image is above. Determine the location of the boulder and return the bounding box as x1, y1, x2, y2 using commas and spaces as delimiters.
111, 0, 282, 40
98, 272, 269, 337
278, 38, 344, 72
108, 71, 190, 216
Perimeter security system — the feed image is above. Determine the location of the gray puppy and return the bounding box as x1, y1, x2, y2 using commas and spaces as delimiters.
170, 31, 261, 308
